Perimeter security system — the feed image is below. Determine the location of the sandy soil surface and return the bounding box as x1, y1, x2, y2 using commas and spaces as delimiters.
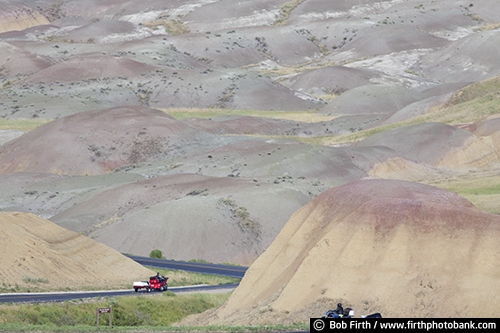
0, 211, 154, 291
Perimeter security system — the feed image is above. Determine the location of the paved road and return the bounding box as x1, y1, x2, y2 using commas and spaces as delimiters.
125, 255, 248, 278
0, 257, 247, 304
0, 284, 240, 304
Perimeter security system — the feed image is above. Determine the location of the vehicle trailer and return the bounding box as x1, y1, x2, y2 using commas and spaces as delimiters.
133, 274, 168, 292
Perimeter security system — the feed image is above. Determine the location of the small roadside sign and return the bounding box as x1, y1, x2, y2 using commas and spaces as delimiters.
96, 306, 112, 328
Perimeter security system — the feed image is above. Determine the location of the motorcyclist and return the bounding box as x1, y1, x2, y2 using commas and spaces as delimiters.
336, 303, 344, 316
322, 303, 350, 318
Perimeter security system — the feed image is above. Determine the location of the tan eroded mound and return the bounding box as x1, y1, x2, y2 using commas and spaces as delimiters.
366, 156, 439, 181
0, 5, 49, 33
0, 212, 153, 291
182, 179, 500, 323
438, 115, 500, 170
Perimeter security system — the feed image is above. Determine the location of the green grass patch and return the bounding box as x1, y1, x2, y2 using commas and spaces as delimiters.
159, 107, 336, 123
187, 258, 210, 263
0, 118, 50, 131
424, 174, 500, 215
0, 293, 309, 331
145, 267, 241, 287
0, 292, 230, 328
22, 276, 49, 284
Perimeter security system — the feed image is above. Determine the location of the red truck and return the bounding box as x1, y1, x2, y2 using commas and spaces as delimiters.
133, 273, 168, 292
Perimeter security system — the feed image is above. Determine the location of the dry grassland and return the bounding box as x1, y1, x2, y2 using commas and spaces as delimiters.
424, 173, 500, 215
160, 107, 338, 123
0, 118, 50, 131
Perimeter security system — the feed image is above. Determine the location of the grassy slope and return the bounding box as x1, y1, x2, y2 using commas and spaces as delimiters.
0, 118, 50, 131
425, 174, 500, 215
0, 292, 307, 332
160, 107, 337, 123
0, 293, 229, 327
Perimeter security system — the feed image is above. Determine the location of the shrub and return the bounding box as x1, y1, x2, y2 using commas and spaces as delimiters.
149, 249, 163, 259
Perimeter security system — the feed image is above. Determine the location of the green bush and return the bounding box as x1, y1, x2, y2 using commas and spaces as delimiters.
149, 249, 163, 259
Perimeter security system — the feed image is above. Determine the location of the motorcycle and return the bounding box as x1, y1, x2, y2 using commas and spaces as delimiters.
322, 303, 382, 318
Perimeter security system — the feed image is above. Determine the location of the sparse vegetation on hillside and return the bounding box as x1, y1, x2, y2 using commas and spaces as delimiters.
217, 198, 261, 238
446, 76, 500, 106
42, 35, 95, 43
315, 78, 500, 146
128, 136, 166, 164
425, 174, 500, 215
37, 2, 64, 22
475, 22, 500, 31
142, 19, 190, 35
2, 80, 12, 89
274, 0, 306, 26
295, 28, 330, 56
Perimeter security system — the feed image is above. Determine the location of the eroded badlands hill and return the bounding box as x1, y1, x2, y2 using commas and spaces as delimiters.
181, 179, 500, 322
0, 0, 500, 267
0, 211, 154, 291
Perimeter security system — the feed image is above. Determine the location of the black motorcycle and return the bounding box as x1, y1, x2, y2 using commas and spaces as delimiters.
322, 303, 381, 318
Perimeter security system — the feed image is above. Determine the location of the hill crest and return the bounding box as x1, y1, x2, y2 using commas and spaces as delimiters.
182, 179, 500, 322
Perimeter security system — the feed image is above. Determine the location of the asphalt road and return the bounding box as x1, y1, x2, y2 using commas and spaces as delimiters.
125, 254, 248, 278
0, 284, 240, 303
0, 256, 247, 304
